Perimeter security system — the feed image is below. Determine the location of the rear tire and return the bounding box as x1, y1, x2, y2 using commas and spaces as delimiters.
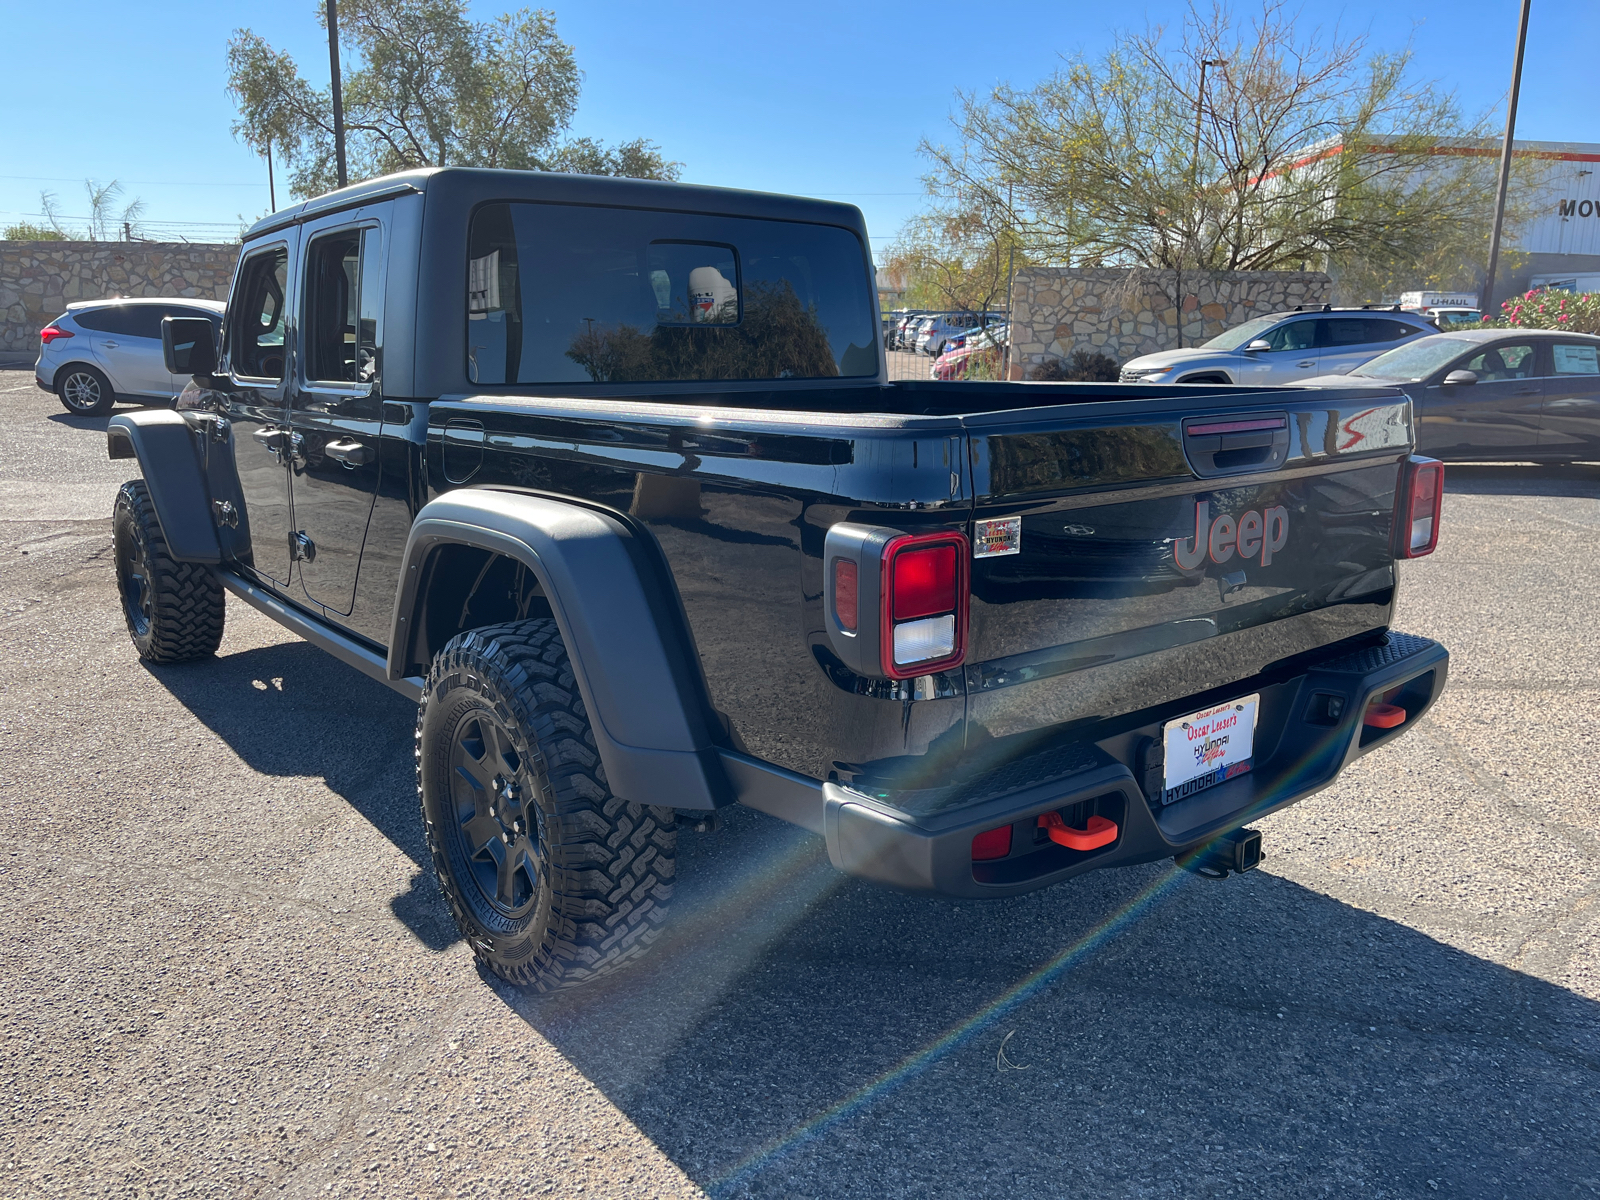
57, 364, 115, 416
417, 620, 676, 991
112, 480, 226, 662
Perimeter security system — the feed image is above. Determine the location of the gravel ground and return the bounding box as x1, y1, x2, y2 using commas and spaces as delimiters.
1, 367, 1596, 1199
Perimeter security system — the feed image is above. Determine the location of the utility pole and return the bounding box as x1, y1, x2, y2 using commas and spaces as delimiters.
1179, 58, 1226, 348
327, 0, 349, 189
265, 141, 277, 211
1003, 180, 1016, 380
1483, 0, 1531, 318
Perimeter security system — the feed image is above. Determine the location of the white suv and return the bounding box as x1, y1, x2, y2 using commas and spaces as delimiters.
34, 297, 226, 416
916, 312, 1004, 357
1118, 307, 1437, 386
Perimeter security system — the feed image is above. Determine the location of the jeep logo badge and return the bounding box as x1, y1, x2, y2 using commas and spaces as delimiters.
1174, 500, 1289, 569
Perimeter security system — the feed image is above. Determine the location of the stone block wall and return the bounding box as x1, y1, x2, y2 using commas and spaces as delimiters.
0, 241, 240, 353
1008, 267, 1332, 377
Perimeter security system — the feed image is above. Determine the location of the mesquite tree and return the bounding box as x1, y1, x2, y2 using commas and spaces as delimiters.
228, 1, 680, 201
907, 0, 1545, 301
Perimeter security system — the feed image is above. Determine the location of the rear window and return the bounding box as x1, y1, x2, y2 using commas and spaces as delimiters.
466, 202, 877, 385
73, 305, 163, 339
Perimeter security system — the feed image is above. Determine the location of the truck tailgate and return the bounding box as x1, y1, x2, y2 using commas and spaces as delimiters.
961, 390, 1412, 748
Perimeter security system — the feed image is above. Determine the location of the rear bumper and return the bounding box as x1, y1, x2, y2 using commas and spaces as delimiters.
729, 630, 1447, 898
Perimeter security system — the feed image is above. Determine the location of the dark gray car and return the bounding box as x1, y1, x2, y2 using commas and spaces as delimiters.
1297, 328, 1600, 462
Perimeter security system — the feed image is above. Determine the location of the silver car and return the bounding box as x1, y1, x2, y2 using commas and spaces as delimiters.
35, 297, 226, 416
1118, 307, 1437, 386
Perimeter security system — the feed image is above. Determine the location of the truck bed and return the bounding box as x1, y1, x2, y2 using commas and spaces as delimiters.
429, 379, 1419, 805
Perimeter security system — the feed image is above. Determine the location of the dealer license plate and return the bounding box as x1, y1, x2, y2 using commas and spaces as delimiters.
1161, 694, 1260, 805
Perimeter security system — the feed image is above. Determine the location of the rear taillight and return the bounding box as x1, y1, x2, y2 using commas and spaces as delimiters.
1396, 456, 1443, 558
822, 524, 970, 680
881, 532, 967, 677
40, 325, 72, 344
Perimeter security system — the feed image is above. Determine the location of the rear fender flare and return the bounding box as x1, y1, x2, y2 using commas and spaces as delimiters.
106, 410, 222, 563
389, 488, 729, 811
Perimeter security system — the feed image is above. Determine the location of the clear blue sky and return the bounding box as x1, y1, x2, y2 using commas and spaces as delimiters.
2, 0, 1595, 256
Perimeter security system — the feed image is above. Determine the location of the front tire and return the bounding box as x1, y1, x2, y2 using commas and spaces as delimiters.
417, 620, 676, 991
58, 365, 115, 416
112, 480, 225, 662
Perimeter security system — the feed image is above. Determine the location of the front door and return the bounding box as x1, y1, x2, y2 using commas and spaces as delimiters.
1419, 338, 1543, 459
1247, 317, 1320, 383
287, 217, 386, 617
1539, 339, 1600, 461
222, 243, 295, 586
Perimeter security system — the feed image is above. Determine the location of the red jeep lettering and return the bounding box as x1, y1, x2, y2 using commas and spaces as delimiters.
1174, 500, 1289, 570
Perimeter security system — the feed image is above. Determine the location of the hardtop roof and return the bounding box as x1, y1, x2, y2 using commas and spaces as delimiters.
243, 166, 868, 242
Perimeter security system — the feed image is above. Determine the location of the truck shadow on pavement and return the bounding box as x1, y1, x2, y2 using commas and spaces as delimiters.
1444, 461, 1600, 499
507, 805, 1600, 1199
148, 643, 1600, 1198
144, 639, 462, 951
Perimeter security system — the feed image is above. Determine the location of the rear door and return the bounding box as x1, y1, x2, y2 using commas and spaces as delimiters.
75, 305, 171, 398
1539, 338, 1600, 460
1317, 317, 1418, 377
285, 209, 388, 617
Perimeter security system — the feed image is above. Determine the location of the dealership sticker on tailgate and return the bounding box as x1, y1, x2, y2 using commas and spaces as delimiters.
1161, 694, 1259, 805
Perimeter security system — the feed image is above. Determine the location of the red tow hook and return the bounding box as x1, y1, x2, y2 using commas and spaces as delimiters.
1363, 702, 1406, 729
1038, 811, 1118, 851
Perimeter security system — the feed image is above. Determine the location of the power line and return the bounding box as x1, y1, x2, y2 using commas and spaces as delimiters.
0, 173, 264, 188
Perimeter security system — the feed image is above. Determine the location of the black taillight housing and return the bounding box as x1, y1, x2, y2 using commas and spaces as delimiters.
1395, 455, 1443, 558
823, 523, 969, 680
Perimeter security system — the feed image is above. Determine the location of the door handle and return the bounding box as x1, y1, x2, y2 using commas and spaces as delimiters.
251, 427, 287, 449
1297, 360, 1316, 368
102, 340, 119, 348
1514, 387, 1538, 395
324, 438, 374, 467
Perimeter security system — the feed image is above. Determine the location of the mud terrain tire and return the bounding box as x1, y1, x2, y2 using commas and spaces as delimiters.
416, 620, 676, 990
112, 479, 225, 662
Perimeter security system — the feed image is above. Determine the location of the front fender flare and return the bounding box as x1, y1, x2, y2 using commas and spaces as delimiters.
106, 410, 221, 563
390, 489, 729, 811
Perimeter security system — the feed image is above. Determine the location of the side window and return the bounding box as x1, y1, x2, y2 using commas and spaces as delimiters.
1464, 343, 1536, 381
230, 247, 289, 380
304, 227, 380, 384
71, 307, 120, 334
1551, 342, 1600, 375
75, 306, 152, 337
1318, 316, 1395, 345
123, 307, 167, 340
1263, 320, 1317, 352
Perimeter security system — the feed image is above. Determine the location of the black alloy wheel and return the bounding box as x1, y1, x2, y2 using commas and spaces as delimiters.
417, 619, 677, 990
446, 710, 546, 920
58, 365, 114, 416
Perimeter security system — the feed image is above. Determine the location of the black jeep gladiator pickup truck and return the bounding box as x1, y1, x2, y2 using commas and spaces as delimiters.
107, 167, 1448, 990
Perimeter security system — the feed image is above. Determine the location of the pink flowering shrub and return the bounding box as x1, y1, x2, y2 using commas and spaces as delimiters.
1499, 290, 1600, 334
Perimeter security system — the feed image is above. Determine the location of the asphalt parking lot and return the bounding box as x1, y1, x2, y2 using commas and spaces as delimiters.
1, 366, 1597, 1199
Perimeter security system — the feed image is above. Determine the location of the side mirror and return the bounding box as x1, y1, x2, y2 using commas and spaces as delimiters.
1443, 369, 1478, 386
1245, 339, 1273, 353
163, 315, 217, 376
